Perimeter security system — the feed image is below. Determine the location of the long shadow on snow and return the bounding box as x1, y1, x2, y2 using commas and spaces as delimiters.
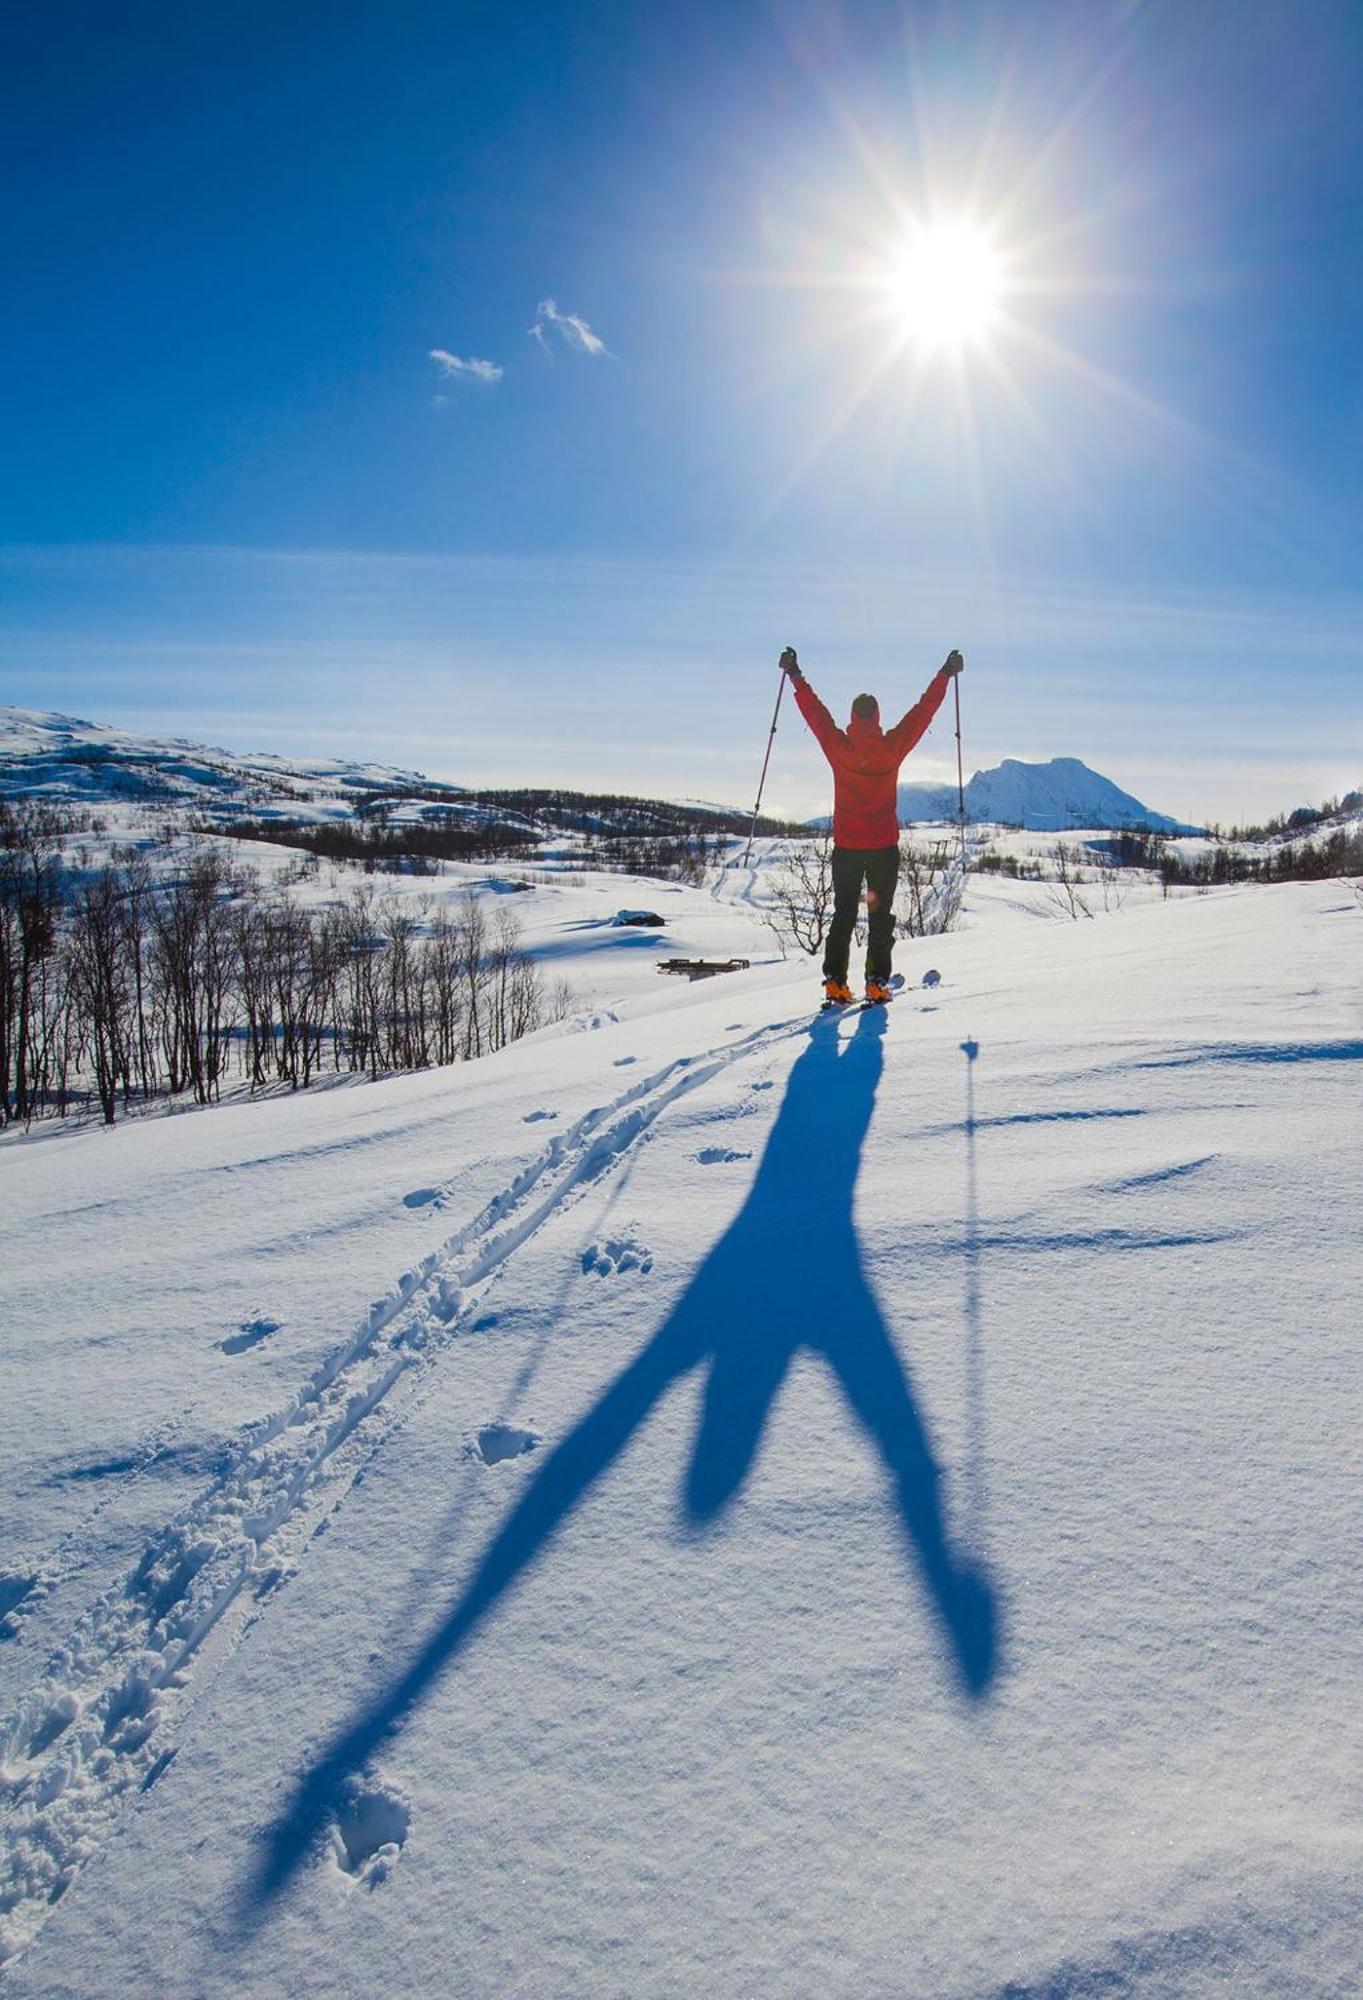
248, 1005, 1000, 1910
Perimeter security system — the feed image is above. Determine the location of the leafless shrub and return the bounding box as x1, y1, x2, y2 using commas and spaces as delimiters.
1045, 841, 1094, 921
761, 832, 836, 958
1096, 860, 1127, 913
899, 838, 965, 937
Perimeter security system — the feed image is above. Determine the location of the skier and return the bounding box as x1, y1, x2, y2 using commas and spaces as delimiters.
780, 645, 964, 1006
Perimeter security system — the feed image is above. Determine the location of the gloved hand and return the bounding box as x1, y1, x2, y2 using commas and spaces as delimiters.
942, 649, 964, 677
779, 646, 802, 680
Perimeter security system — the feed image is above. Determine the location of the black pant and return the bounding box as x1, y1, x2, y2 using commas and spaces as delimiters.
824, 844, 900, 984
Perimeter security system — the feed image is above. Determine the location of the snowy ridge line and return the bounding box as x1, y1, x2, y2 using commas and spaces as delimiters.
0, 1016, 801, 1967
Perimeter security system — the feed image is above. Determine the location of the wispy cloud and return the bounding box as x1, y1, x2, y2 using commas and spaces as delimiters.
428, 348, 503, 384
529, 299, 608, 357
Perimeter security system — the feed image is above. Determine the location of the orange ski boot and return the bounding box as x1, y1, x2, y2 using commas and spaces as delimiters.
822, 978, 855, 1009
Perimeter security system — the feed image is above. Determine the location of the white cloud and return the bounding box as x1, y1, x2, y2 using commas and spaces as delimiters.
530, 299, 608, 357
428, 348, 503, 384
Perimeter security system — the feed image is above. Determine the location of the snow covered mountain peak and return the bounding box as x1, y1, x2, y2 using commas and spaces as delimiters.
898, 754, 1201, 833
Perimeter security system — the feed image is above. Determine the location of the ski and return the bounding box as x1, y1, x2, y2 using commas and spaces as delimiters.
820, 973, 911, 1012
856, 972, 907, 1011
819, 971, 944, 1013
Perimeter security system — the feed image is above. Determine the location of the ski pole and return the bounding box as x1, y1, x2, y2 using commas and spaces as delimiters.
953, 666, 968, 870
742, 658, 788, 869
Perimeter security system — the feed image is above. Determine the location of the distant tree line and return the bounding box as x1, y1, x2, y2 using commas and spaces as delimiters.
974, 826, 1363, 893
1105, 825, 1363, 888
0, 802, 568, 1129
970, 850, 1044, 880
210, 808, 796, 884
208, 813, 540, 871
587, 829, 722, 885
352, 784, 798, 841
1202, 791, 1363, 844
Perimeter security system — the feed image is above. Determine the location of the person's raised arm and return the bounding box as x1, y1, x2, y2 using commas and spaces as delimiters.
781, 647, 844, 765
886, 650, 962, 763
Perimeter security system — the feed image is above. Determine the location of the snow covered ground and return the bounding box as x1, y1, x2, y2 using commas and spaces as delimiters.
2, 870, 1362, 1996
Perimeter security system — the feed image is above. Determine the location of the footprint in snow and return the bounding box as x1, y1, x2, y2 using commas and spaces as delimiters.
403, 1186, 440, 1208
748, 1080, 773, 1092
0, 1571, 39, 1638
469, 1423, 541, 1466
219, 1317, 281, 1355
613, 1055, 637, 1067
697, 1147, 752, 1166
329, 1777, 410, 1889
523, 1108, 558, 1123
27, 1691, 80, 1758
582, 1235, 654, 1277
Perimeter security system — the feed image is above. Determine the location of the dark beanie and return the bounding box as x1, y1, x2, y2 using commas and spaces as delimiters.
851, 693, 879, 720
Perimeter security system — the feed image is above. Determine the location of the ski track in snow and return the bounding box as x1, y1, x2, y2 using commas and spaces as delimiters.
708, 857, 761, 908
0, 1016, 801, 1967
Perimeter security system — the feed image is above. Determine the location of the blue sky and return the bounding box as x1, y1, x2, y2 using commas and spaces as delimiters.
2, 0, 1361, 821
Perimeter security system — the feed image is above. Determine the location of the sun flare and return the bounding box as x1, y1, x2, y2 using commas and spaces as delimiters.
880, 221, 1006, 352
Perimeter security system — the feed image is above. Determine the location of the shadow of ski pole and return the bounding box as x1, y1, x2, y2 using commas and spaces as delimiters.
960, 1036, 990, 1559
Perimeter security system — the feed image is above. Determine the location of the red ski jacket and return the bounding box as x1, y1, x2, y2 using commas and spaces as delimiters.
794, 668, 952, 849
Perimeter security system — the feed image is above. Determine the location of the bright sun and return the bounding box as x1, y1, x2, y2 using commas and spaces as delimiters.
881, 221, 1005, 352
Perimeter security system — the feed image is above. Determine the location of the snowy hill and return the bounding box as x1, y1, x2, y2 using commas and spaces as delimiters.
0, 707, 775, 848
2, 870, 1361, 1994
898, 755, 1201, 833
0, 706, 428, 819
